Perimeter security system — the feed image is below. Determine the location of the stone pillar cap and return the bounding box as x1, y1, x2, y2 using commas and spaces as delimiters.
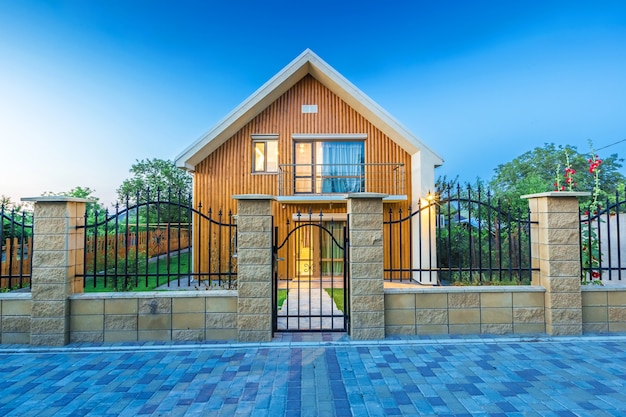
346, 193, 389, 199
22, 196, 93, 203
232, 194, 275, 200
521, 191, 591, 199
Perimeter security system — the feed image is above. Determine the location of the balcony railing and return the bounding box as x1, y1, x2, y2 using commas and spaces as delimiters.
278, 163, 405, 196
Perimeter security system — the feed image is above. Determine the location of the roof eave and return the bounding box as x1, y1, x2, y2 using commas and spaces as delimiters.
175, 49, 444, 169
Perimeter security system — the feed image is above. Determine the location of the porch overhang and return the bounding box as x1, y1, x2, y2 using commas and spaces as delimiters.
275, 195, 407, 204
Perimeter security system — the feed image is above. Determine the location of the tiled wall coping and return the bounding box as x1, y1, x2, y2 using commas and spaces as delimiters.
581, 286, 626, 292
69, 290, 237, 300
0, 293, 32, 301
384, 286, 546, 295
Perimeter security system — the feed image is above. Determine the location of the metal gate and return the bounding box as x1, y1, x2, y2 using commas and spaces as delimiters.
273, 214, 349, 332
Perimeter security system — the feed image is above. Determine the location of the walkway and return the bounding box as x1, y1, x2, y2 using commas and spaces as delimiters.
0, 335, 625, 416
276, 278, 345, 330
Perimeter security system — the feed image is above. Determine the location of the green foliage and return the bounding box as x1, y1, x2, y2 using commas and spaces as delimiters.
489, 143, 625, 213
116, 158, 192, 204
1, 196, 33, 240
432, 181, 534, 286
435, 220, 532, 285
43, 186, 105, 223
116, 158, 192, 224
85, 251, 190, 292
0, 196, 31, 214
277, 289, 288, 308
324, 288, 345, 312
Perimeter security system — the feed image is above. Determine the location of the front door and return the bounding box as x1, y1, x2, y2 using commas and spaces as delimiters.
296, 220, 345, 279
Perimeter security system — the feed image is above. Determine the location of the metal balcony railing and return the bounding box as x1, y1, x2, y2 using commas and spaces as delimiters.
278, 163, 405, 196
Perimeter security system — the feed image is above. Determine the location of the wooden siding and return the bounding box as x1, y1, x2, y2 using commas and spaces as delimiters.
193, 75, 414, 277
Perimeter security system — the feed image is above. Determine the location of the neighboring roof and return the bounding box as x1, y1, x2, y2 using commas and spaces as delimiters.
175, 49, 443, 170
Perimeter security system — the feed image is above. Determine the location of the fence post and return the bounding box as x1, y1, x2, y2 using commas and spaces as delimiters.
347, 193, 387, 340
22, 196, 88, 346
233, 194, 274, 342
522, 191, 589, 336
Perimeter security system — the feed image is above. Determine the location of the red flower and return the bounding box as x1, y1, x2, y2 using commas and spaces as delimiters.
591, 271, 601, 279
589, 158, 602, 173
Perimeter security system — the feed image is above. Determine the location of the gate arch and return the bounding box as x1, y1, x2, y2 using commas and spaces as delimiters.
273, 217, 349, 332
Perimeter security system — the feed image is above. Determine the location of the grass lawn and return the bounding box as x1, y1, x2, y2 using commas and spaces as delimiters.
324, 288, 344, 312
84, 251, 190, 292
277, 289, 288, 308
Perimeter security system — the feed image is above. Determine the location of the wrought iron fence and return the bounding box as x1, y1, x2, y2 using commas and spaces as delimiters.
0, 205, 32, 290
77, 190, 237, 291
580, 189, 626, 284
384, 184, 537, 285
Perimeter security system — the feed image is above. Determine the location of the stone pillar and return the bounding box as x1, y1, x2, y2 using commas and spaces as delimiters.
22, 197, 88, 346
347, 193, 387, 340
523, 192, 589, 336
233, 195, 274, 342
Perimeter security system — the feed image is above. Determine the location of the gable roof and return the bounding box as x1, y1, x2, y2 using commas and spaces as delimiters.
175, 49, 443, 170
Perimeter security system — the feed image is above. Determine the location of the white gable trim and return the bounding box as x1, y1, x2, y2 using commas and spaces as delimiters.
175, 49, 443, 170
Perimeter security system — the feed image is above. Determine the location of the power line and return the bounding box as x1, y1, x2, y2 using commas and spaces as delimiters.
596, 138, 626, 151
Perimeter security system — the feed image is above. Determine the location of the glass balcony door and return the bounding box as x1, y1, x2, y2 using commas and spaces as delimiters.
294, 142, 315, 193
293, 141, 364, 194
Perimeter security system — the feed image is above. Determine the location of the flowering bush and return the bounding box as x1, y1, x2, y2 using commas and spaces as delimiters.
554, 151, 577, 191
554, 143, 603, 285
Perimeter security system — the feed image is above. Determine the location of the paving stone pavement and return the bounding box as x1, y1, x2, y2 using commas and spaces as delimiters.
276, 286, 345, 330
0, 335, 626, 416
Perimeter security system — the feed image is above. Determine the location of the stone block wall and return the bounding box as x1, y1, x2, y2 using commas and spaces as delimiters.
0, 294, 31, 344
69, 292, 238, 343
2, 192, 625, 346
385, 287, 546, 335
581, 288, 626, 333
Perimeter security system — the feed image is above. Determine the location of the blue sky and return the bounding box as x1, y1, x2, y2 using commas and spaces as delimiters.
1, 1, 625, 206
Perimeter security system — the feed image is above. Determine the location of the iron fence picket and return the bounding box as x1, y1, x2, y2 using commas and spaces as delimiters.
579, 187, 626, 283
384, 184, 537, 285
77, 189, 237, 291
0, 205, 32, 290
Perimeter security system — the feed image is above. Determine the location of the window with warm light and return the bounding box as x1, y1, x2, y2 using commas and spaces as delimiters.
293, 140, 365, 193
252, 136, 278, 173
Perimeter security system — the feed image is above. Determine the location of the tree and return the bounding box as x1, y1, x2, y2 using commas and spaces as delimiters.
488, 143, 625, 212
1, 195, 32, 213
116, 159, 192, 205
43, 187, 105, 218
116, 159, 193, 224
1, 196, 33, 240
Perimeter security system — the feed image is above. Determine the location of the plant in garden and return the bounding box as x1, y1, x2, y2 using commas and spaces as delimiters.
551, 142, 607, 284
490, 143, 624, 214
553, 151, 577, 191
581, 145, 603, 285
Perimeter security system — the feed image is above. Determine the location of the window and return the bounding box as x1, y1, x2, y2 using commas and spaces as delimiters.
293, 139, 365, 193
252, 136, 278, 173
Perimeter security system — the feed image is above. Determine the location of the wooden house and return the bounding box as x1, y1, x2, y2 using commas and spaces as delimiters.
175, 49, 443, 281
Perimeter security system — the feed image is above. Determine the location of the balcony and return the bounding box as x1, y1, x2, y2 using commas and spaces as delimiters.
277, 163, 406, 202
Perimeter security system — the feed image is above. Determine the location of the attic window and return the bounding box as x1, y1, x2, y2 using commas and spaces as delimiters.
252, 135, 279, 173
301, 104, 318, 114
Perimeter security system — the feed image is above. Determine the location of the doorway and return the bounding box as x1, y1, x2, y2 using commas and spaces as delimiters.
273, 216, 349, 332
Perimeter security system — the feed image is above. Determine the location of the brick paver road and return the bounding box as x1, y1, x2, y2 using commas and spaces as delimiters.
0, 335, 625, 416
